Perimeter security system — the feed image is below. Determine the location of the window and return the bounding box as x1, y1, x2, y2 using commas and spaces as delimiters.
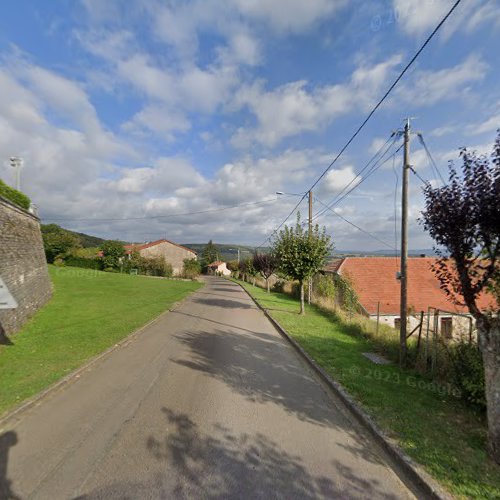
441, 317, 453, 339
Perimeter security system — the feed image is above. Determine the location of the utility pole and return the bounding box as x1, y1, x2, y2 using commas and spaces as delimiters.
237, 248, 240, 263
399, 118, 411, 366
10, 157, 22, 191
308, 190, 313, 304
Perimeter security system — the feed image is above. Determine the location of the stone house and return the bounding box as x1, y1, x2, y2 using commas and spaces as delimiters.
207, 261, 231, 276
124, 239, 197, 276
322, 256, 494, 341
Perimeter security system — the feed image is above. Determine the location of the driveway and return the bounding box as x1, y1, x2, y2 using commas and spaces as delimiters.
0, 277, 415, 499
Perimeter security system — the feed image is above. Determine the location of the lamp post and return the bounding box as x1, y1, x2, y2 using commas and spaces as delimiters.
9, 157, 22, 191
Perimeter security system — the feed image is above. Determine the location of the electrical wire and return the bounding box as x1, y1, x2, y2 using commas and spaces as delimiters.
417, 133, 446, 185
313, 142, 404, 222
255, 193, 307, 249
260, 0, 462, 243
314, 132, 399, 217
313, 196, 395, 250
42, 196, 281, 223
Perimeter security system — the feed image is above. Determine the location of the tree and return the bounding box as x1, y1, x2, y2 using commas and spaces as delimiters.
272, 214, 332, 315
420, 133, 500, 464
41, 224, 81, 263
201, 240, 220, 271
100, 240, 125, 270
183, 258, 201, 278
253, 252, 278, 292
226, 260, 240, 272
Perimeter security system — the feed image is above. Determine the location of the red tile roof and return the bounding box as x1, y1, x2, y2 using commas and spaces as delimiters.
208, 261, 225, 267
326, 257, 495, 315
124, 239, 196, 255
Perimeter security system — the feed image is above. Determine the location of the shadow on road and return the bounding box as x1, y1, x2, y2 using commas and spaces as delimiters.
170, 327, 391, 472
192, 297, 255, 310
0, 431, 19, 499
144, 407, 400, 499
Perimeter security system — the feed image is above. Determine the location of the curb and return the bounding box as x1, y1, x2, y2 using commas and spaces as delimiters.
0, 287, 204, 429
236, 281, 452, 500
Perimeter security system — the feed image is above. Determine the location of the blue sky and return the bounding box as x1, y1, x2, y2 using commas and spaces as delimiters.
0, 0, 499, 249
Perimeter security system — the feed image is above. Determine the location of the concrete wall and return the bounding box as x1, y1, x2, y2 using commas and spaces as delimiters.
374, 313, 475, 342
139, 241, 196, 276
0, 196, 52, 335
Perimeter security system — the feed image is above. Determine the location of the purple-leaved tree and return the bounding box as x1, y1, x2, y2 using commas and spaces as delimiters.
420, 132, 500, 463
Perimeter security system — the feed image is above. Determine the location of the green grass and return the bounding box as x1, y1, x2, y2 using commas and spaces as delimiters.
236, 280, 500, 499
0, 266, 202, 416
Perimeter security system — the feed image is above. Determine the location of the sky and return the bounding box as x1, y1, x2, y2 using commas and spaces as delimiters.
0, 0, 499, 250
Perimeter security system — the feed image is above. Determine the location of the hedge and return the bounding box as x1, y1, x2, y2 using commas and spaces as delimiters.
0, 179, 31, 210
64, 255, 103, 270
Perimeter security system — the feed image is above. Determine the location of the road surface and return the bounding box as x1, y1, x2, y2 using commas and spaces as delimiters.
0, 277, 416, 499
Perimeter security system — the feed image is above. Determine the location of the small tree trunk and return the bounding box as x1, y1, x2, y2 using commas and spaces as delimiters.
266, 277, 270, 293
478, 316, 500, 464
300, 281, 305, 315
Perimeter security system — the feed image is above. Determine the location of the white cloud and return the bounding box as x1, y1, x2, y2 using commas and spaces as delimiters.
322, 166, 360, 194
232, 0, 345, 33
465, 110, 500, 136
392, 0, 499, 38
232, 54, 402, 147
397, 55, 488, 106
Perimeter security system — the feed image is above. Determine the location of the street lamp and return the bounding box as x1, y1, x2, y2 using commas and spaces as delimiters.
9, 157, 23, 191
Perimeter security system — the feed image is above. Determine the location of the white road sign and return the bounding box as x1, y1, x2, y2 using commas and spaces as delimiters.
0, 277, 18, 309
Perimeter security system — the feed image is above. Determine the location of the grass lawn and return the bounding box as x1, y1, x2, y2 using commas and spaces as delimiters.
0, 266, 202, 417
236, 280, 500, 499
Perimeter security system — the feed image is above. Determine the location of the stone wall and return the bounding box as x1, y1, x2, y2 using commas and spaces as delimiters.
0, 196, 52, 335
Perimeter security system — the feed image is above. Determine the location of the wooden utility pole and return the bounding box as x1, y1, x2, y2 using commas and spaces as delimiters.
399, 118, 411, 366
308, 190, 313, 304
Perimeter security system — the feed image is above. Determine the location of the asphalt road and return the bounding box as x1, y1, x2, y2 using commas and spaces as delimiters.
0, 277, 415, 499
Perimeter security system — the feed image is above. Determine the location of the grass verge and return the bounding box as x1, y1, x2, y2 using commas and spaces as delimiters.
236, 280, 500, 499
0, 266, 202, 416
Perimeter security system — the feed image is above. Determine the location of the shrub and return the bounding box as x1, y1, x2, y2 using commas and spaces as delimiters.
315, 274, 336, 300
448, 342, 486, 411
42, 227, 82, 263
182, 258, 201, 279
100, 240, 125, 270
0, 179, 31, 210
64, 255, 103, 270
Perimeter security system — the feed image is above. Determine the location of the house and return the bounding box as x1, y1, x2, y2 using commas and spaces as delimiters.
322, 256, 494, 340
207, 261, 231, 276
125, 239, 197, 276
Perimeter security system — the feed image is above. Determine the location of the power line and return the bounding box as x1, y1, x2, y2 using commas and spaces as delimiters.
409, 166, 431, 186
261, 0, 462, 241
417, 133, 446, 184
315, 132, 399, 216
313, 196, 395, 250
313, 142, 404, 221
42, 196, 280, 223
255, 193, 307, 249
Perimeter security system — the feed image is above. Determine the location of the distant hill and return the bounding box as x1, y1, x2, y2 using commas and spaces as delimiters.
41, 224, 128, 248
333, 248, 438, 257
182, 243, 269, 262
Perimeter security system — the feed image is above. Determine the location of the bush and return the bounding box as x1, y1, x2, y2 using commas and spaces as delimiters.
42, 228, 81, 263
100, 240, 125, 270
182, 258, 201, 279
122, 251, 172, 277
271, 279, 286, 293
0, 179, 31, 210
64, 255, 103, 270
448, 342, 486, 411
315, 274, 336, 300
